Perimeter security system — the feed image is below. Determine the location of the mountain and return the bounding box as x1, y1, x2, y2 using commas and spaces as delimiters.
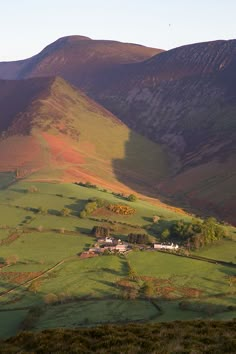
0, 77, 169, 194
0, 35, 163, 88
0, 37, 235, 223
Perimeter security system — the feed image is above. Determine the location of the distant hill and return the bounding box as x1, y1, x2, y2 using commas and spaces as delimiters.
0, 76, 169, 194
0, 35, 163, 88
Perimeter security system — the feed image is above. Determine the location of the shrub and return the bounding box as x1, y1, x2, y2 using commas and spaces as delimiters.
60, 208, 71, 217
5, 255, 19, 265
127, 194, 137, 202
44, 293, 58, 305
79, 210, 87, 218
28, 280, 41, 293
28, 186, 38, 193
153, 215, 160, 223
37, 207, 48, 215
108, 204, 135, 215
161, 229, 170, 240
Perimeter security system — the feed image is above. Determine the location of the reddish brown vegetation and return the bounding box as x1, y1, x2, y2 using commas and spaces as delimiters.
0, 272, 42, 285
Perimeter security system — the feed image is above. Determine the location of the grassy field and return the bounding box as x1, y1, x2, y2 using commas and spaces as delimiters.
0, 232, 92, 264
194, 239, 236, 263
127, 251, 234, 296
0, 180, 235, 339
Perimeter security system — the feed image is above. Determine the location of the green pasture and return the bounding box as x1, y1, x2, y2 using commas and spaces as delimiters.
39, 256, 127, 297
0, 231, 93, 264
2, 181, 191, 225
0, 205, 35, 228
127, 251, 235, 296
194, 239, 236, 263
0, 229, 10, 241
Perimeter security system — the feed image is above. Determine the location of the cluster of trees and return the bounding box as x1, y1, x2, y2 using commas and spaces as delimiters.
80, 198, 108, 218
127, 194, 137, 202
75, 181, 98, 189
112, 192, 137, 202
108, 204, 135, 215
128, 233, 150, 244
161, 217, 226, 249
92, 226, 110, 238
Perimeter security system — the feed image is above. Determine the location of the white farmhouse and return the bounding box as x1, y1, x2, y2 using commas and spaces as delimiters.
154, 243, 179, 250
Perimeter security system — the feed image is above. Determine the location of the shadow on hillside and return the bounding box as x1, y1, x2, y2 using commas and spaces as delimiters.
112, 130, 171, 203
65, 199, 88, 216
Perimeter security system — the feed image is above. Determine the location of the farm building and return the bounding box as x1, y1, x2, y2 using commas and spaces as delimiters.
88, 247, 103, 254
97, 237, 116, 244
115, 243, 129, 252
154, 243, 179, 250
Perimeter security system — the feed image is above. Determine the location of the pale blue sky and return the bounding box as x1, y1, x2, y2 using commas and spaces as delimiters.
0, 0, 235, 61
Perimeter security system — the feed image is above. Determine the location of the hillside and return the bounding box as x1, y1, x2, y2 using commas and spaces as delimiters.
0, 76, 169, 194
0, 35, 163, 89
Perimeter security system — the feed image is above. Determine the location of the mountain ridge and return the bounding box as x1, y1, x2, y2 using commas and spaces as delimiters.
0, 35, 163, 86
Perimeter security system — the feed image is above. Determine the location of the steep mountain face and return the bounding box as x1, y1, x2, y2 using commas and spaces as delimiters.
0, 77, 169, 194
87, 39, 236, 223
0, 35, 163, 89
0, 77, 55, 133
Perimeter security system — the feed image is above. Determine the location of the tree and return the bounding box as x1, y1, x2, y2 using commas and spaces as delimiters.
128, 233, 149, 244
92, 226, 110, 238
143, 281, 155, 299
44, 293, 58, 305
28, 280, 41, 293
122, 287, 138, 300
79, 210, 87, 218
161, 229, 170, 240
28, 185, 38, 193
5, 255, 19, 265
37, 207, 48, 215
153, 215, 160, 223
61, 208, 71, 217
127, 194, 137, 202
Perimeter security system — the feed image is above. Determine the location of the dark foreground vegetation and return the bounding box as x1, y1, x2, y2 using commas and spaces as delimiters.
1, 320, 235, 353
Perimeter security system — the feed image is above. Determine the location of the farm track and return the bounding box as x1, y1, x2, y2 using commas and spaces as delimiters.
0, 256, 77, 299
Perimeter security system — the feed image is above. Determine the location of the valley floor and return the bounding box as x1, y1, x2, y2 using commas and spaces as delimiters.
0, 180, 235, 339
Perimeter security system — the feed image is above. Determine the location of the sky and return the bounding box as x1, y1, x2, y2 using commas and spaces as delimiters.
0, 0, 235, 61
